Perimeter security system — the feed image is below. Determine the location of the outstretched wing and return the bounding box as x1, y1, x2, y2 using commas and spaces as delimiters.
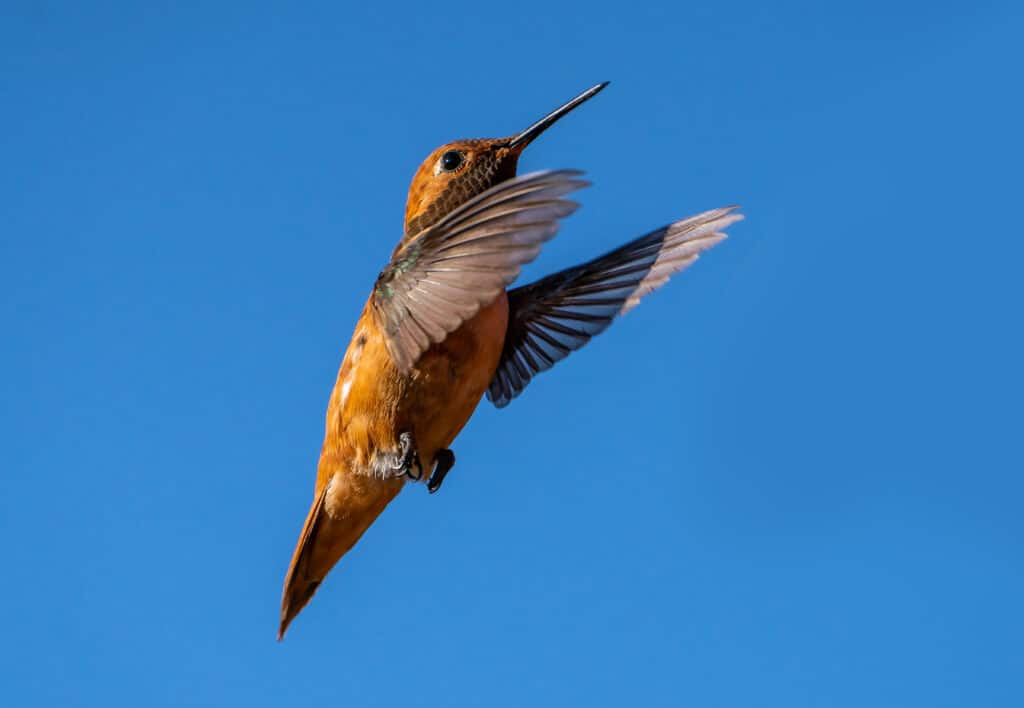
487, 206, 743, 408
372, 170, 589, 373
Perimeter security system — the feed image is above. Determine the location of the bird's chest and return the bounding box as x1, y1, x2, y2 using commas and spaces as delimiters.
404, 291, 509, 459
325, 293, 508, 483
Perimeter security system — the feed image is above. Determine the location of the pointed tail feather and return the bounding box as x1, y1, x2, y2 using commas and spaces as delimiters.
279, 485, 328, 640
278, 475, 403, 640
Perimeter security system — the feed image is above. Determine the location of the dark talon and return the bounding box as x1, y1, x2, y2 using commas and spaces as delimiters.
427, 448, 456, 494
393, 431, 423, 481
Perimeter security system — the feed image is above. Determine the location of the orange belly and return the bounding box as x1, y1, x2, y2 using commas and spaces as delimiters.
281, 292, 510, 638
403, 291, 509, 466
321, 290, 509, 488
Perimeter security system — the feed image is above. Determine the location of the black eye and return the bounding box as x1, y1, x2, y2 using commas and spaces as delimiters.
440, 150, 464, 172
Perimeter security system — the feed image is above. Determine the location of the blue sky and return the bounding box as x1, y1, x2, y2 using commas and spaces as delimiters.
2, 1, 1022, 706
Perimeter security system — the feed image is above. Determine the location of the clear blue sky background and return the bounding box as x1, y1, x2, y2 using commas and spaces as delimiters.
2, 1, 1022, 706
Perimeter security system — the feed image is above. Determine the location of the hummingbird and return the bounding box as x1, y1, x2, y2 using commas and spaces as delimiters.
278, 82, 742, 639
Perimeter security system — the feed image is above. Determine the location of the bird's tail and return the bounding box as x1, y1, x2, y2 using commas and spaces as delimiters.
278, 474, 403, 640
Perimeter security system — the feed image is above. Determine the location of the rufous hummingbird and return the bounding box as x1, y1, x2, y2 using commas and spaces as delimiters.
279, 82, 742, 639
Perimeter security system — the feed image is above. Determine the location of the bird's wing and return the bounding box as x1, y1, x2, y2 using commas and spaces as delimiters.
371, 170, 589, 373
486, 206, 743, 408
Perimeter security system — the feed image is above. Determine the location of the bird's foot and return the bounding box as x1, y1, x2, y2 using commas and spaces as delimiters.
391, 431, 423, 481
427, 448, 456, 494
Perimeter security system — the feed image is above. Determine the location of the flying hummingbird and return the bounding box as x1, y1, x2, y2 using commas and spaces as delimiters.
278, 82, 742, 639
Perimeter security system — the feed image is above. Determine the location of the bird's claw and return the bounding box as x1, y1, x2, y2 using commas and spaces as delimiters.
389, 435, 454, 491
392, 431, 423, 481
427, 448, 455, 494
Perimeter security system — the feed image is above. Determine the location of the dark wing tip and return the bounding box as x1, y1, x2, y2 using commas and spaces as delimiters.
486, 203, 743, 407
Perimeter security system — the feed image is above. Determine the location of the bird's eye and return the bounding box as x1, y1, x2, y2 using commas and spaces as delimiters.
439, 150, 465, 172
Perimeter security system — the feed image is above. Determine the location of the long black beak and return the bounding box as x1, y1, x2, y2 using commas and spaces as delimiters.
507, 82, 609, 150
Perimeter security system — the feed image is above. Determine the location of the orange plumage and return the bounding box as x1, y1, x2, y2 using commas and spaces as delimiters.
279, 82, 742, 639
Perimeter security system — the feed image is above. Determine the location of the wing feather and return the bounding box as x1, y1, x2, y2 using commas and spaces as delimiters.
371, 170, 589, 372
486, 206, 743, 407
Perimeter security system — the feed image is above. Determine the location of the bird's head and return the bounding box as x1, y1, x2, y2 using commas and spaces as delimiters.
402, 82, 608, 236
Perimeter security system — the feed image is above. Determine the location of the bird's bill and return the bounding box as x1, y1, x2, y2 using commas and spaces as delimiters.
506, 81, 609, 150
